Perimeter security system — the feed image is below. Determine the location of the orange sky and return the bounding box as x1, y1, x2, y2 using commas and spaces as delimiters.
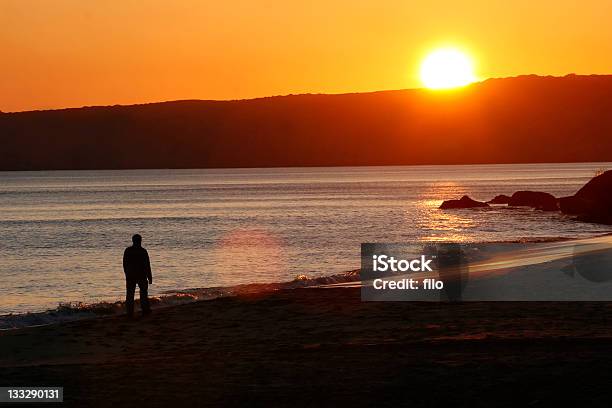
2, 0, 611, 112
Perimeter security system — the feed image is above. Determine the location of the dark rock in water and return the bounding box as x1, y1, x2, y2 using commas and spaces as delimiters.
559, 170, 612, 224
440, 195, 489, 209
487, 194, 512, 205
559, 195, 589, 215
508, 191, 558, 211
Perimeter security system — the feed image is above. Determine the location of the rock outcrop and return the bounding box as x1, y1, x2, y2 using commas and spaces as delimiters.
440, 195, 489, 209
487, 194, 512, 205
440, 171, 612, 225
559, 170, 612, 224
507, 191, 559, 211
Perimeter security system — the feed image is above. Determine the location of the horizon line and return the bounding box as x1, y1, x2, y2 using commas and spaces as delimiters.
1, 160, 611, 174
2, 73, 608, 114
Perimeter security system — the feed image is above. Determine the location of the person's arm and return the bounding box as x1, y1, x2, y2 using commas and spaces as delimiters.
144, 249, 152, 284
122, 248, 128, 276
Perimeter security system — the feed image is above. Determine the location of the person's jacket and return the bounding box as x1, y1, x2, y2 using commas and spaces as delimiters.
123, 245, 152, 282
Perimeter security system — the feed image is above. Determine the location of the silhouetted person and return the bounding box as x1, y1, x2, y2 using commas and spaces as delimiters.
436, 243, 468, 302
123, 234, 152, 317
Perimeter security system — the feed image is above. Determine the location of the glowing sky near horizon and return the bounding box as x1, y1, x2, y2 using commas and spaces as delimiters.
1, 0, 611, 111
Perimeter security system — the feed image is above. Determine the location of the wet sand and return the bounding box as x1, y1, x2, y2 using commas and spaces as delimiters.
2, 287, 612, 407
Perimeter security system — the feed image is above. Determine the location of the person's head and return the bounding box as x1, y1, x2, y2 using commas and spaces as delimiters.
132, 234, 142, 247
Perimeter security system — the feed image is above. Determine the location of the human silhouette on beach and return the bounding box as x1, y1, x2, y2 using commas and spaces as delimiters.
436, 243, 467, 302
425, 243, 468, 302
123, 234, 153, 317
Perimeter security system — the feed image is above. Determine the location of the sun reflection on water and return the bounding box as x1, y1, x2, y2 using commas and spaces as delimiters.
412, 182, 475, 242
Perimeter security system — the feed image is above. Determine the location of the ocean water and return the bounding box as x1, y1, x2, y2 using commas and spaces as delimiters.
1, 163, 612, 316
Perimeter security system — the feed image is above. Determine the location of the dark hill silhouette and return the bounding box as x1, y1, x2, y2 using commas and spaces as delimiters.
1, 74, 612, 170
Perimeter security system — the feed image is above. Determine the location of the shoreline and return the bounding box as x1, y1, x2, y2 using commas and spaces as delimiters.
4, 232, 612, 330
0, 269, 361, 330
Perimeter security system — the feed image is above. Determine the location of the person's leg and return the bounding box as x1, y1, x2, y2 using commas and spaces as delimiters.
138, 279, 151, 315
125, 279, 136, 317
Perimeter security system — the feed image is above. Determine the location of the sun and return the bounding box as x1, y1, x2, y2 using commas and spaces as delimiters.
420, 48, 476, 89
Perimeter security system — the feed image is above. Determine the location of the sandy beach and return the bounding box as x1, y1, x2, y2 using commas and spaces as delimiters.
2, 287, 612, 407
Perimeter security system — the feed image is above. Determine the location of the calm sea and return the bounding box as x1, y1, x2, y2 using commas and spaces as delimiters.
1, 163, 612, 315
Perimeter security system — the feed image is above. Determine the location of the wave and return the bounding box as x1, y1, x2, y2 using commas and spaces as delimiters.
0, 269, 360, 330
